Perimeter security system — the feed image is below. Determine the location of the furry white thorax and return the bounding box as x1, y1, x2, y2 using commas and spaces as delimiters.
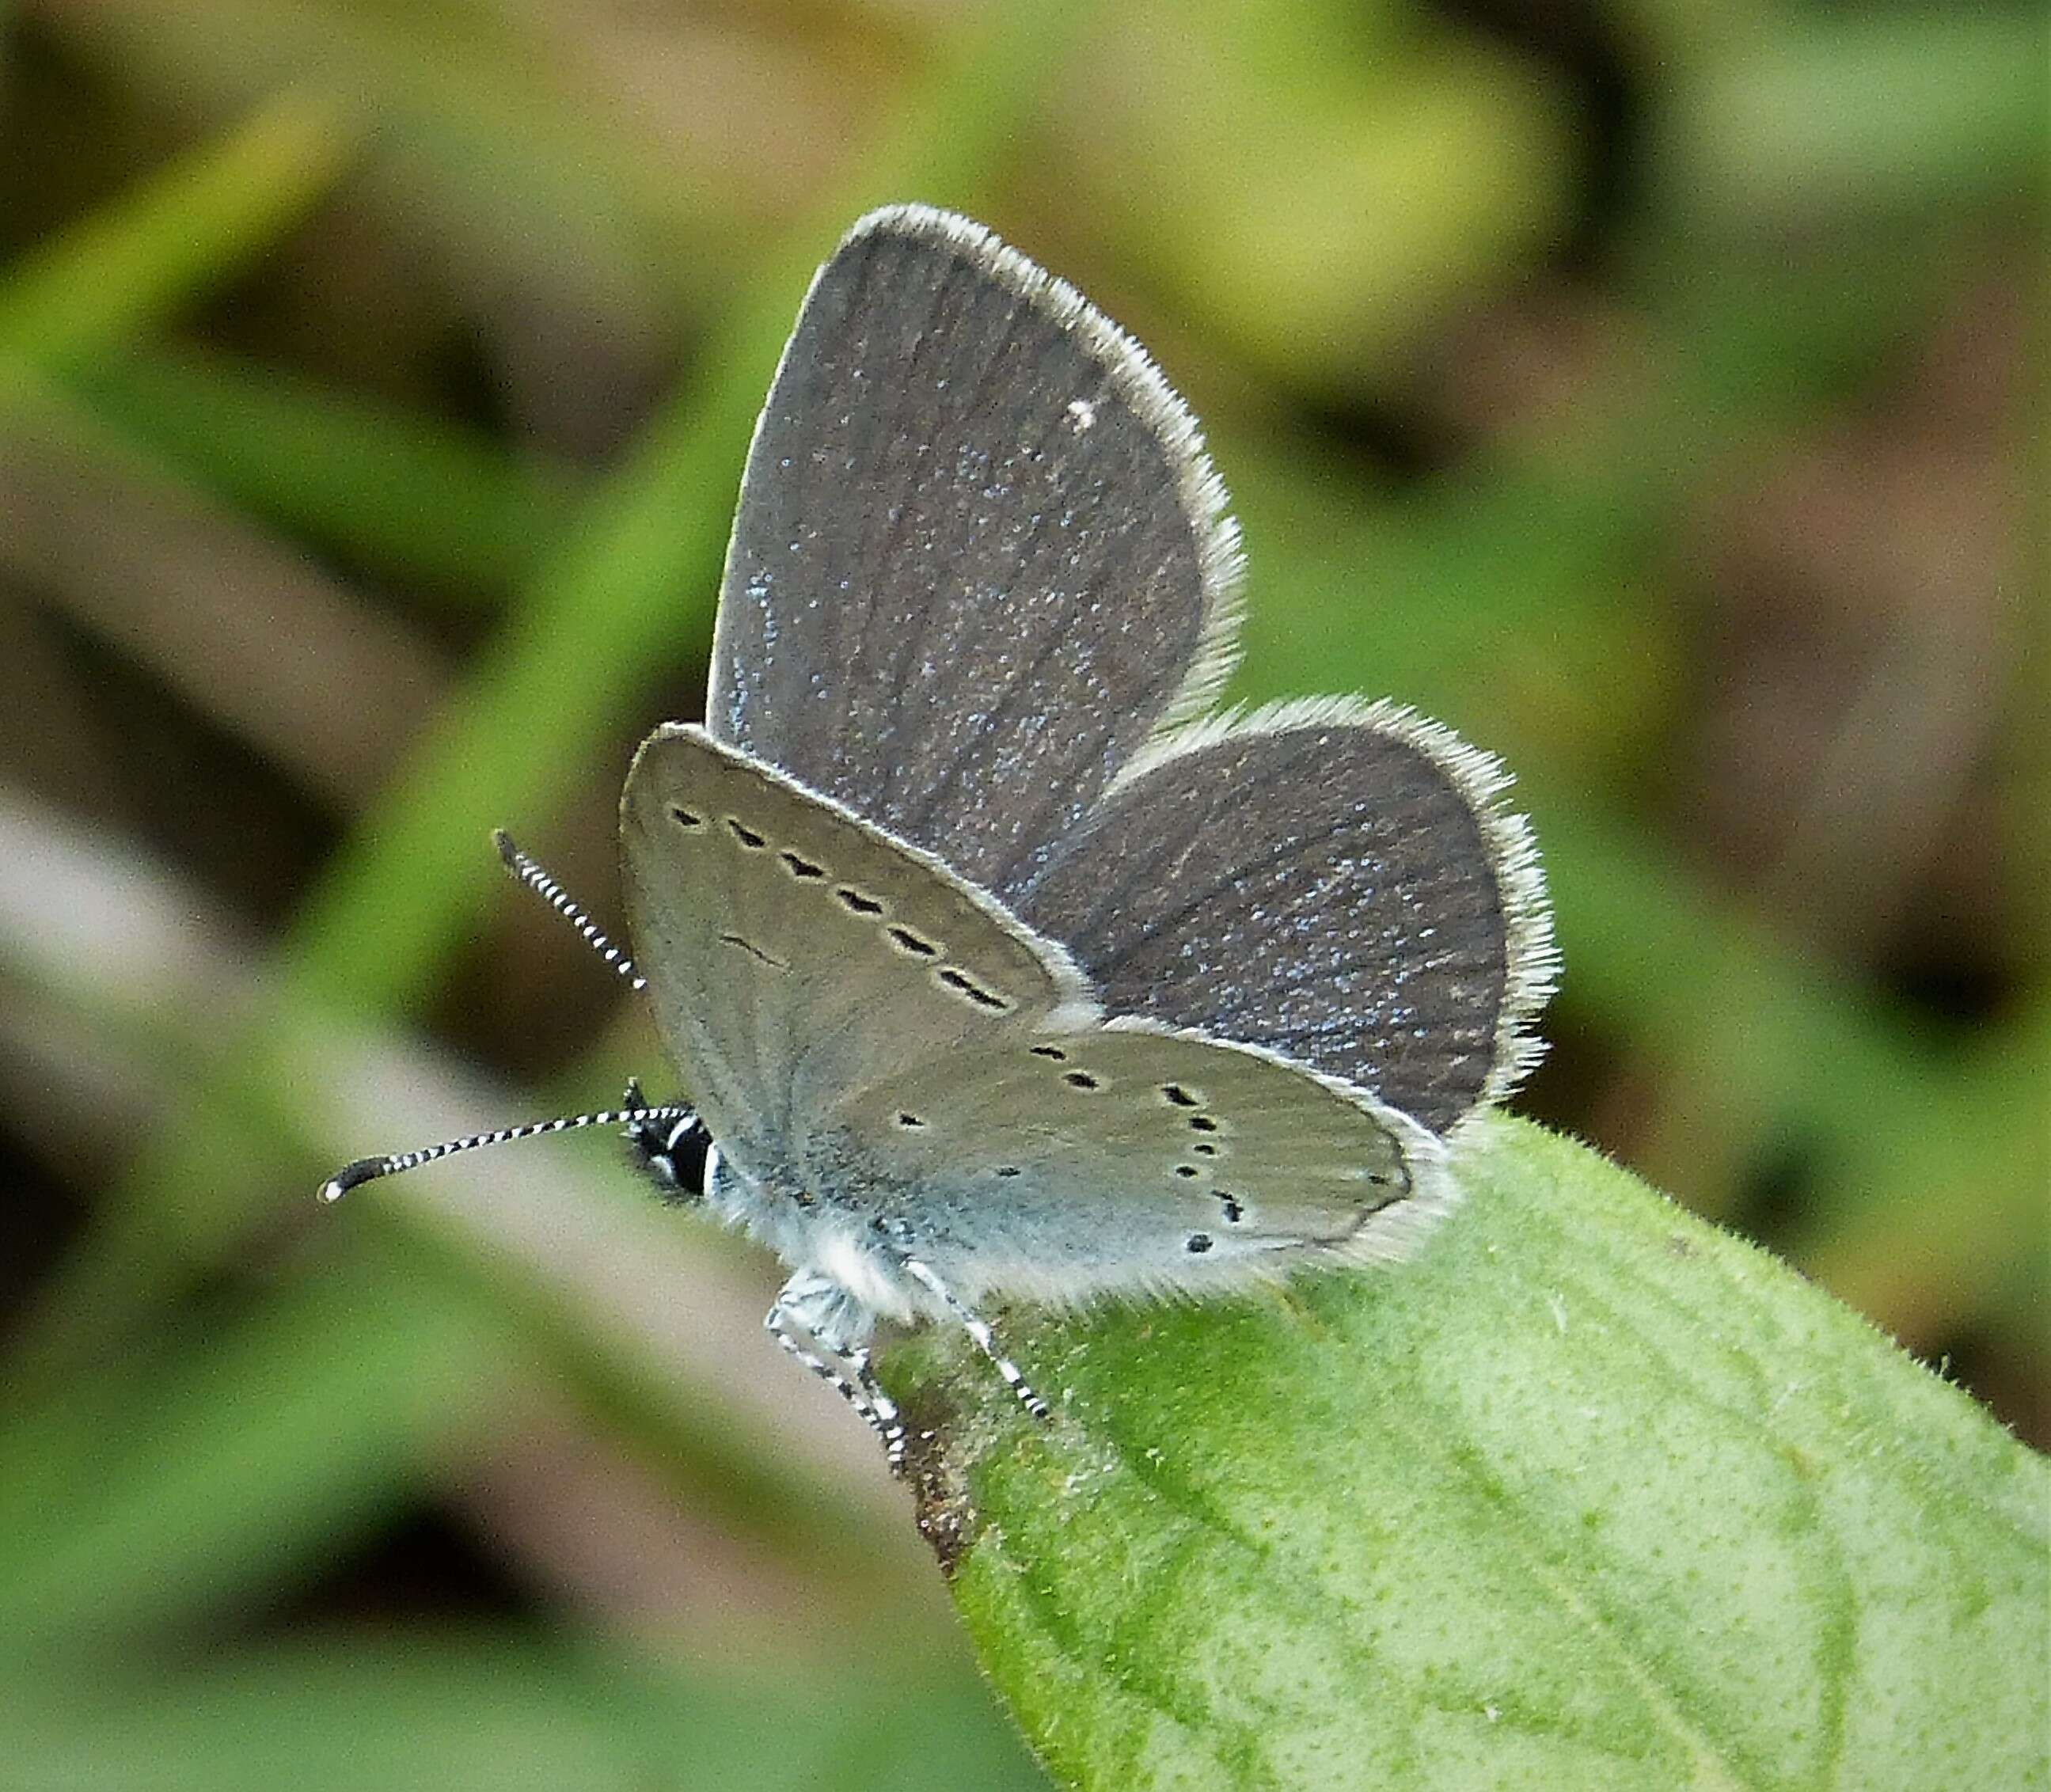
705, 1154, 927, 1332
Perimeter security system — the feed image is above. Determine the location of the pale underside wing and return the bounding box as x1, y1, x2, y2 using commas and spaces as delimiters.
706, 205, 1242, 905
816, 1020, 1449, 1305
620, 722, 1097, 1171
1019, 700, 1556, 1135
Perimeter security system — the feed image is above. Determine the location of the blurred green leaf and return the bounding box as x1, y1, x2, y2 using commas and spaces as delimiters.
63, 347, 577, 596
0, 1261, 511, 1650
0, 1634, 1048, 1792
891, 1118, 2049, 1790
0, 89, 355, 366
1656, 11, 2048, 229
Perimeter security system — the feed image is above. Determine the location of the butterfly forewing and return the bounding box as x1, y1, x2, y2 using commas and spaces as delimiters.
621, 723, 1097, 1176
708, 206, 1242, 904
819, 1022, 1449, 1303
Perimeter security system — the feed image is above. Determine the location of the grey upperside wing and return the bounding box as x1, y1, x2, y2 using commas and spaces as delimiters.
707, 205, 1242, 905
620, 723, 1098, 1175
1017, 700, 1558, 1136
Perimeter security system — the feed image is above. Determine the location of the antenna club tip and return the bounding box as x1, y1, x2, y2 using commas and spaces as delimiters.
492, 828, 518, 864
319, 1158, 383, 1204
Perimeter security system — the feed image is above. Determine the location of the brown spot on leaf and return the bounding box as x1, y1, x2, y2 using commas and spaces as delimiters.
892, 1379, 982, 1578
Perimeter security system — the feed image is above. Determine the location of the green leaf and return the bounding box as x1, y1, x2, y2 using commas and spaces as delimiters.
0, 1633, 1048, 1792
0, 90, 355, 366
887, 1117, 2049, 1790
63, 347, 577, 597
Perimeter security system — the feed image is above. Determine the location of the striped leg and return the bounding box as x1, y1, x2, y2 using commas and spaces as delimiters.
766, 1272, 906, 1471
902, 1259, 1050, 1422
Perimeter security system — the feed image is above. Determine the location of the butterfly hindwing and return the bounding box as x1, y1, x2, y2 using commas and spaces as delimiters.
1020, 701, 1556, 1134
818, 1019, 1449, 1304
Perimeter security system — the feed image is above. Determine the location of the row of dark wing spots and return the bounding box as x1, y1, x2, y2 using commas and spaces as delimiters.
675, 804, 869, 905
997, 1050, 1242, 1246
696, 807, 1019, 1016
1033, 1066, 1239, 1227
1158, 1087, 1236, 1223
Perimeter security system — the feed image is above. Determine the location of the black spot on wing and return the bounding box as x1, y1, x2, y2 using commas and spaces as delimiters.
937, 966, 1009, 1011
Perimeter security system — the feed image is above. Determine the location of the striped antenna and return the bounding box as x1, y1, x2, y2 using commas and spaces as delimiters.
320, 1093, 696, 1203
493, 830, 645, 989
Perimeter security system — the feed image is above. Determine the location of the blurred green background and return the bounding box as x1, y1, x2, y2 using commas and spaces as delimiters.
0, 2, 2042, 1786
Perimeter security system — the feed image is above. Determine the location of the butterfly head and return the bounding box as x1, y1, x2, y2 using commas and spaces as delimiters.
621, 1077, 716, 1206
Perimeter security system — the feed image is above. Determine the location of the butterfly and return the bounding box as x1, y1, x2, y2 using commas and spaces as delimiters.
326, 207, 1556, 1470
